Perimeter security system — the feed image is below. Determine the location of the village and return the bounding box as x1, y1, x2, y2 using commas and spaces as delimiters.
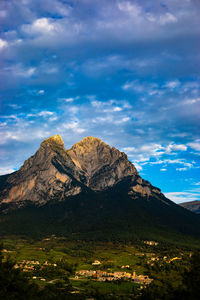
13, 260, 57, 273
74, 259, 153, 284
75, 269, 153, 284
12, 257, 153, 284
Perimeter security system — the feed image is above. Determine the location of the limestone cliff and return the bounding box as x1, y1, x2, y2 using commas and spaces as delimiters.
0, 135, 163, 210
67, 136, 138, 190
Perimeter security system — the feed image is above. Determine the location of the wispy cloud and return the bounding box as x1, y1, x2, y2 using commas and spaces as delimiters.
165, 191, 200, 204
188, 140, 200, 151
0, 167, 15, 175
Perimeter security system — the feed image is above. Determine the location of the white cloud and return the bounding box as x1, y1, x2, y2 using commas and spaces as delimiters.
122, 80, 144, 92
92, 115, 130, 125
38, 90, 45, 94
123, 143, 164, 162
113, 106, 122, 112
6, 64, 36, 77
26, 67, 35, 76
0, 167, 15, 175
146, 12, 177, 25
188, 140, 200, 151
0, 38, 8, 49
27, 111, 54, 117
63, 121, 85, 133
118, 1, 141, 17
151, 159, 193, 168
64, 98, 74, 103
171, 144, 187, 151
31, 18, 55, 32
8, 104, 21, 109
49, 116, 58, 122
133, 162, 142, 171
67, 106, 79, 115
183, 97, 200, 105
160, 168, 167, 171
176, 167, 187, 171
37, 111, 54, 117
165, 191, 200, 204
123, 147, 136, 152
166, 143, 187, 152
22, 18, 60, 35
121, 117, 130, 123
164, 80, 180, 89
122, 141, 192, 169
159, 13, 177, 25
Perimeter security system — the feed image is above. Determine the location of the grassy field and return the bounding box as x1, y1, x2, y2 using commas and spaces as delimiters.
70, 278, 140, 296
1, 236, 158, 273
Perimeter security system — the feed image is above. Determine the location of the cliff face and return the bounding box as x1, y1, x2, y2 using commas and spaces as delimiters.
67, 136, 138, 191
0, 135, 86, 207
0, 135, 162, 210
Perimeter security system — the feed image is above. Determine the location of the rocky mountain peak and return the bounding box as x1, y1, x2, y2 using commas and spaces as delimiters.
0, 135, 162, 210
42, 134, 64, 144
67, 136, 139, 190
73, 136, 103, 146
41, 134, 64, 149
68, 137, 128, 174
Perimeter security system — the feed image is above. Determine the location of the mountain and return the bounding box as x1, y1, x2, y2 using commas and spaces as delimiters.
0, 135, 158, 210
180, 201, 200, 214
0, 135, 200, 244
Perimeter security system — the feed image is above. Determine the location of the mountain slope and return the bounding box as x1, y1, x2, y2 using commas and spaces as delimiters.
180, 201, 200, 214
0, 135, 199, 244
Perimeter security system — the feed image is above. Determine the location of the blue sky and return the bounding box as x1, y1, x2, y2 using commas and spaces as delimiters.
0, 0, 200, 203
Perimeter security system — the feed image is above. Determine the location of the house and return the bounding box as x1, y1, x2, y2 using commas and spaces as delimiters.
169, 257, 181, 263
92, 260, 101, 265
121, 265, 130, 269
151, 257, 159, 261
144, 241, 158, 246
75, 270, 96, 277
134, 275, 153, 285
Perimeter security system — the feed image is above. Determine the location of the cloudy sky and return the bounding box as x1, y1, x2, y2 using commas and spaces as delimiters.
0, 0, 200, 203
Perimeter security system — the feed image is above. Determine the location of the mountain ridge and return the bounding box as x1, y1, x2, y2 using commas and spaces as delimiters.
0, 135, 199, 244
0, 135, 161, 210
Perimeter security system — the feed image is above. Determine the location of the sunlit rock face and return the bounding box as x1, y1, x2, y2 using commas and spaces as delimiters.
0, 135, 86, 207
68, 136, 138, 191
0, 135, 162, 210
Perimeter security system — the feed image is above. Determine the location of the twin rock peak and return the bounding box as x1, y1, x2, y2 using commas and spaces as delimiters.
0, 135, 162, 209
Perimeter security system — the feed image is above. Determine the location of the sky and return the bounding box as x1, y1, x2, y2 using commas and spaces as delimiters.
0, 0, 200, 204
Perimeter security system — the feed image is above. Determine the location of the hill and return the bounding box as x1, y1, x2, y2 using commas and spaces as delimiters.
179, 201, 200, 214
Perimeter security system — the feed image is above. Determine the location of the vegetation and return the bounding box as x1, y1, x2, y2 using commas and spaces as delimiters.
0, 244, 75, 299
140, 251, 200, 300
0, 238, 200, 299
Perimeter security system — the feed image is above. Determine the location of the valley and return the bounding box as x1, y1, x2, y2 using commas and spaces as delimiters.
0, 135, 199, 299
1, 235, 195, 298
